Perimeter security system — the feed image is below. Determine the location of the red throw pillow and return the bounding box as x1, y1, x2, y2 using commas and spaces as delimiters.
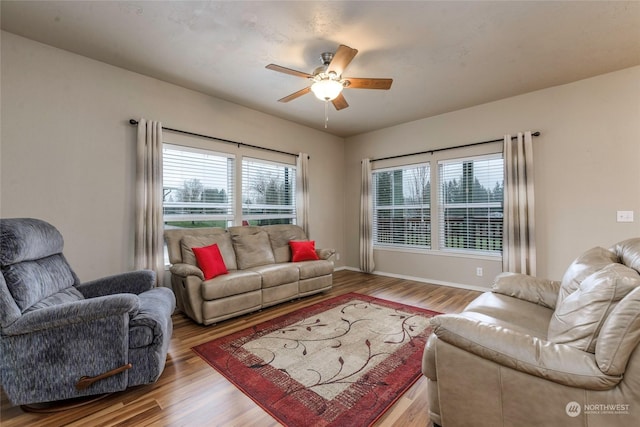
192, 243, 228, 280
289, 240, 320, 262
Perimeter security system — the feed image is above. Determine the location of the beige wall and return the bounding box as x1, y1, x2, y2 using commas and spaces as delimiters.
0, 32, 346, 281
345, 66, 640, 288
2, 30, 639, 289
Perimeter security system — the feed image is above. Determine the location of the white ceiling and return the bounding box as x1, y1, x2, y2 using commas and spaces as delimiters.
2, 1, 639, 137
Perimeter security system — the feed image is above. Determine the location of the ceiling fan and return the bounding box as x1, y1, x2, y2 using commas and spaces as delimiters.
266, 44, 393, 111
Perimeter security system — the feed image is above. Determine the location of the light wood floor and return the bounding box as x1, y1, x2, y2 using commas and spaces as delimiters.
1, 270, 480, 427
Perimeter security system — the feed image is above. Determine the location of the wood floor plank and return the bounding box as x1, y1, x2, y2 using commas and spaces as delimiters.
1, 270, 480, 427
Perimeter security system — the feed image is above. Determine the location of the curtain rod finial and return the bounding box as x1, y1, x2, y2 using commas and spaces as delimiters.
129, 119, 138, 125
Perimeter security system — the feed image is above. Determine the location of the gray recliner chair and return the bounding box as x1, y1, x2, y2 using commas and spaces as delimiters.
0, 218, 176, 406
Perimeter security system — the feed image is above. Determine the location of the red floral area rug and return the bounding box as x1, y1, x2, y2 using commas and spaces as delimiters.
192, 293, 441, 427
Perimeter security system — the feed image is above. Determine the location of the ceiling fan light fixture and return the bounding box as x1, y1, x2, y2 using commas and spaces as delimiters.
310, 78, 344, 101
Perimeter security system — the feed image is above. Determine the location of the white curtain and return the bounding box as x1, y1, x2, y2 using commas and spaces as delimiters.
503, 131, 536, 275
135, 118, 165, 286
296, 153, 310, 236
359, 159, 375, 273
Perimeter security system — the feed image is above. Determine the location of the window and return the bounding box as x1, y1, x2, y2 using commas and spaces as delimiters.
242, 157, 296, 226
372, 164, 431, 248
439, 154, 503, 253
163, 144, 234, 229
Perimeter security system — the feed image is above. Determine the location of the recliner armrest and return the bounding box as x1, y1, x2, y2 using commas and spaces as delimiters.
431, 314, 621, 390
316, 248, 336, 260
2, 294, 139, 336
169, 263, 204, 280
492, 272, 560, 309
76, 270, 156, 297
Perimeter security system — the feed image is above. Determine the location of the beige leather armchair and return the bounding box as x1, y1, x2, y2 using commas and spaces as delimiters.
423, 238, 640, 427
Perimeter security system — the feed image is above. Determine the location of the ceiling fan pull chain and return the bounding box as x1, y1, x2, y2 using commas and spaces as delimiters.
324, 100, 329, 128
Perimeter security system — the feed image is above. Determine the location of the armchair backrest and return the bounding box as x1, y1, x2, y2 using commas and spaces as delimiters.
0, 218, 81, 327
611, 237, 640, 273
547, 238, 640, 359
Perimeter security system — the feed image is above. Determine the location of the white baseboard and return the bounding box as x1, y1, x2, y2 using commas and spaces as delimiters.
335, 266, 489, 293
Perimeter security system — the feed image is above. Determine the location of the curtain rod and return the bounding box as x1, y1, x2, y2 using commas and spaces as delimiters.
370, 131, 541, 163
129, 119, 299, 158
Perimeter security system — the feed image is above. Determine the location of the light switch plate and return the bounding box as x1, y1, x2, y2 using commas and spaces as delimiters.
617, 211, 634, 222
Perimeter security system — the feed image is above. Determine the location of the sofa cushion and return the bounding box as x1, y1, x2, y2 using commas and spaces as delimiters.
181, 233, 237, 270
548, 263, 640, 353
295, 259, 334, 280
201, 270, 262, 300
192, 244, 228, 280
232, 231, 276, 270
23, 286, 85, 314
289, 240, 320, 262
262, 224, 308, 263
249, 264, 299, 288
556, 246, 618, 306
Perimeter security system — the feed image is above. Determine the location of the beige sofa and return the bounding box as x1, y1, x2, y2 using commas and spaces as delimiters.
165, 224, 335, 325
423, 238, 640, 427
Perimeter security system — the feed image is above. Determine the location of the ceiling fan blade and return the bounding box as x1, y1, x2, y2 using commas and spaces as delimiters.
278, 87, 311, 103
327, 45, 358, 76
331, 93, 349, 110
344, 78, 393, 90
266, 64, 312, 79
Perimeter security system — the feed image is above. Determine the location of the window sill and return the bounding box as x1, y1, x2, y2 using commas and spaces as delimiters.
373, 245, 501, 261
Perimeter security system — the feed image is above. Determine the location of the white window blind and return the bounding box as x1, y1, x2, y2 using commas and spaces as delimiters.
163, 144, 234, 228
372, 164, 431, 248
241, 157, 296, 225
439, 154, 503, 253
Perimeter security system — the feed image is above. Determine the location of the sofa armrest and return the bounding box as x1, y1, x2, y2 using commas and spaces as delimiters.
422, 334, 438, 380
169, 263, 204, 280
492, 272, 560, 309
76, 270, 156, 298
430, 314, 621, 390
316, 248, 336, 260
2, 294, 139, 336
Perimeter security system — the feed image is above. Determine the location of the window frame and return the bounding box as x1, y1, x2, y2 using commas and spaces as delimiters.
162, 143, 235, 229
371, 162, 432, 250
241, 156, 297, 226
437, 153, 504, 256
